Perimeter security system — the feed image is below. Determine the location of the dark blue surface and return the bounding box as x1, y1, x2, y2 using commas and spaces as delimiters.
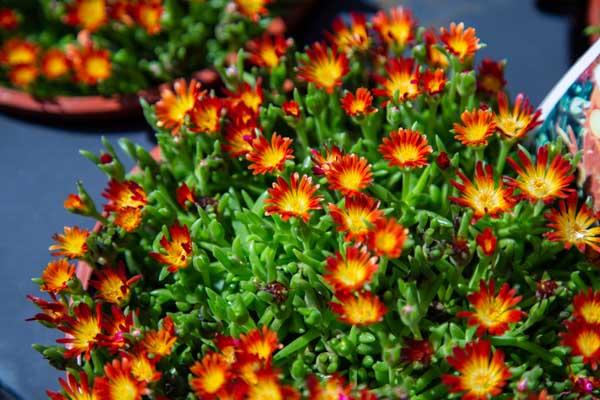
0, 1, 576, 399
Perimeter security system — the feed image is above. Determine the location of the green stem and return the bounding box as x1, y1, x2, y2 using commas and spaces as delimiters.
490, 336, 563, 366
402, 171, 411, 201
495, 139, 512, 174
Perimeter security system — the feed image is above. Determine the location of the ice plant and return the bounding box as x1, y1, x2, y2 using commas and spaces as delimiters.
155, 79, 202, 134
573, 289, 600, 325
40, 49, 70, 80
379, 128, 432, 169
264, 173, 323, 222
366, 218, 408, 258
222, 120, 257, 157
327, 13, 369, 53
330, 291, 387, 326
453, 108, 497, 147
94, 358, 146, 400
57, 303, 102, 360
64, 0, 107, 32
239, 326, 281, 361
149, 223, 192, 273
325, 153, 373, 195
246, 133, 294, 175
49, 226, 89, 259
341, 87, 377, 117
297, 42, 349, 94
374, 57, 420, 101
371, 7, 415, 49
495, 92, 542, 140
234, 0, 271, 21
324, 246, 379, 292
40, 259, 75, 294
477, 59, 506, 95
141, 316, 177, 357
1, 38, 38, 66
439, 22, 481, 61
420, 68, 446, 96
189, 96, 222, 134
0, 8, 19, 31
545, 194, 600, 253
247, 34, 289, 70
69, 44, 112, 85
89, 264, 141, 305
132, 1, 163, 35
189, 352, 230, 398
311, 144, 343, 176
475, 228, 497, 256
328, 194, 383, 242
561, 321, 600, 369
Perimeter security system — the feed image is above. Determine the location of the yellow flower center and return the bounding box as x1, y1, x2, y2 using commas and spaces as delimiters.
100, 275, 126, 304
448, 38, 469, 58
64, 233, 88, 256
8, 47, 35, 65
241, 92, 261, 111
313, 60, 342, 89
337, 259, 368, 287
393, 144, 421, 164
474, 298, 506, 327
576, 331, 600, 357
169, 96, 195, 123
497, 115, 527, 138
131, 357, 154, 382
481, 75, 501, 92
74, 318, 101, 349
280, 191, 309, 214
46, 57, 68, 77
85, 56, 110, 80
248, 379, 282, 400
260, 47, 279, 68
389, 23, 411, 45
581, 302, 600, 324
387, 74, 418, 98
375, 231, 396, 252
202, 368, 226, 394
110, 376, 138, 400
78, 0, 106, 29
345, 298, 377, 324
261, 148, 286, 169
462, 360, 503, 396
344, 208, 369, 234
339, 169, 364, 192
464, 123, 490, 142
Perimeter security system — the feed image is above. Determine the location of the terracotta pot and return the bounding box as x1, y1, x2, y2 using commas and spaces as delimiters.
590, 0, 600, 43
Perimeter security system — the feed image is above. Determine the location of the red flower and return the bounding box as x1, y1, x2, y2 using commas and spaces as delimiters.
176, 182, 197, 209
227, 82, 263, 115
233, 0, 271, 21
0, 38, 38, 66
189, 96, 222, 134
495, 92, 541, 140
324, 246, 378, 292
453, 108, 497, 147
239, 326, 281, 361
0, 8, 19, 30
223, 120, 257, 158
149, 223, 193, 273
57, 303, 102, 360
246, 34, 289, 69
366, 218, 408, 258
40, 259, 75, 294
374, 58, 420, 101
371, 7, 415, 48
477, 59, 506, 95
142, 316, 177, 357
307, 374, 353, 400
155, 79, 203, 134
328, 194, 383, 243
423, 29, 449, 69
190, 352, 231, 399
27, 295, 68, 325
436, 151, 451, 170
439, 22, 481, 61
420, 68, 446, 95
561, 320, 600, 369
311, 145, 343, 176
325, 153, 373, 195
330, 291, 387, 326
282, 100, 300, 118
379, 128, 432, 169
90, 263, 141, 305
297, 42, 349, 94
246, 368, 299, 400
246, 133, 294, 175
265, 173, 323, 222
327, 12, 369, 53
68, 44, 111, 85
47, 372, 97, 400
49, 226, 89, 259
132, 0, 163, 35
41, 49, 70, 80
64, 0, 107, 32
103, 180, 147, 212
476, 228, 497, 256
8, 64, 38, 88
94, 358, 146, 400
573, 289, 600, 325
340, 88, 377, 117
400, 338, 433, 365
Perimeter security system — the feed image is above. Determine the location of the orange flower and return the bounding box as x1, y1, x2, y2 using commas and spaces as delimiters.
476, 228, 497, 257
340, 87, 377, 117
423, 29, 449, 69
328, 194, 383, 242
561, 320, 600, 369
307, 374, 353, 400
8, 64, 38, 88
366, 218, 408, 259
176, 182, 197, 209
234, 0, 271, 21
374, 58, 420, 101
50, 226, 89, 259
90, 264, 141, 305
506, 145, 574, 203
114, 207, 144, 232
246, 369, 299, 400
98, 305, 135, 352
324, 246, 378, 292
573, 289, 600, 325
41, 49, 70, 80
94, 358, 146, 400
103, 180, 147, 213
420, 69, 446, 96
477, 59, 506, 95
265, 173, 323, 222
69, 45, 111, 85
457, 280, 525, 336
40, 259, 75, 294
495, 92, 541, 140
544, 193, 600, 253
27, 295, 68, 325
246, 133, 294, 175
325, 153, 373, 195
453, 108, 497, 147
155, 79, 203, 134
109, 0, 134, 25
65, 0, 107, 31
149, 223, 193, 273
442, 340, 511, 399
0, 38, 38, 66
379, 128, 432, 169
142, 316, 177, 357
246, 34, 289, 69
47, 372, 97, 400
223, 120, 257, 158
439, 22, 481, 61
282, 100, 300, 118
189, 96, 222, 134
132, 1, 163, 35
214, 334, 239, 365
330, 291, 387, 326
311, 145, 343, 176
227, 82, 263, 114
190, 352, 231, 399
124, 348, 161, 383
0, 8, 19, 30
239, 326, 281, 361
57, 303, 102, 360
297, 42, 349, 94
371, 7, 415, 48
450, 162, 516, 219
327, 12, 369, 53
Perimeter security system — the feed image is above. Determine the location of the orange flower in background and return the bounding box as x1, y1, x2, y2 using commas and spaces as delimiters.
142, 316, 177, 357
423, 29, 449, 69
8, 64, 38, 88
450, 162, 516, 219
149, 223, 193, 273
477, 59, 506, 95
239, 326, 281, 361
246, 369, 299, 400
114, 207, 143, 232
41, 49, 70, 80
495, 92, 541, 140
366, 218, 408, 258
246, 34, 289, 69
374, 58, 420, 101
132, 0, 163, 35
103, 180, 147, 213
189, 97, 222, 134
65, 0, 107, 32
457, 280, 525, 336
561, 320, 600, 369
544, 193, 600, 253
94, 358, 147, 400
69, 45, 111, 85
307, 374, 353, 400
124, 348, 161, 383
573, 289, 600, 325
50, 226, 89, 259
371, 7, 415, 48
442, 340, 511, 399
325, 153, 373, 195
439, 22, 480, 61
223, 121, 257, 158
282, 100, 300, 118
176, 182, 197, 209
190, 352, 231, 399
214, 334, 239, 365
327, 12, 369, 53
420, 68, 446, 96
0, 38, 38, 66
330, 291, 387, 326
110, 0, 134, 25
234, 0, 271, 21
453, 108, 497, 147
265, 173, 323, 222
27, 295, 68, 325
47, 372, 97, 400
40, 259, 75, 294
328, 194, 383, 242
227, 82, 263, 114
340, 88, 377, 117
324, 246, 378, 292
379, 128, 432, 169
57, 303, 102, 360
246, 133, 294, 175
297, 42, 349, 94
90, 264, 141, 305
0, 8, 19, 30
311, 145, 343, 176
506, 145, 574, 203
476, 228, 497, 256
155, 79, 203, 134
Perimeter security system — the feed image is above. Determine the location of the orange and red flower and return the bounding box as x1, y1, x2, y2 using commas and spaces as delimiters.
132, 0, 163, 35
330, 291, 387, 326
90, 264, 141, 305
328, 194, 383, 242
573, 289, 600, 325
103, 180, 147, 213
297, 42, 349, 94
544, 193, 600, 253
124, 348, 161, 383
400, 338, 433, 365
155, 79, 203, 134
561, 320, 600, 369
64, 0, 107, 32
190, 352, 231, 399
233, 0, 271, 21
47, 372, 97, 400
176, 182, 197, 209
246, 133, 293, 175
149, 223, 193, 273
40, 259, 75, 294
423, 29, 449, 69
189, 96, 222, 134
325, 153, 373, 195
311, 145, 343, 176
457, 280, 525, 336
439, 22, 481, 61
50, 226, 90, 259
366, 218, 408, 259
453, 108, 497, 147
27, 295, 68, 325
0, 8, 19, 30
420, 68, 446, 96
69, 44, 111, 85
324, 246, 378, 292
327, 12, 369, 53
307, 374, 353, 400
265, 173, 323, 222
371, 7, 415, 48
57, 303, 102, 360
239, 326, 281, 361
476, 228, 497, 257
282, 100, 300, 118
0, 38, 38, 66
8, 64, 38, 88
379, 128, 432, 169
442, 340, 511, 399
450, 162, 516, 219
477, 59, 506, 95
223, 121, 257, 158
100, 306, 135, 352
495, 92, 541, 140
246, 368, 299, 400
114, 207, 144, 232
374, 58, 420, 101
227, 82, 263, 114
506, 145, 574, 203
41, 49, 70, 80
340, 88, 377, 117
94, 358, 147, 400
246, 34, 289, 70
142, 316, 177, 357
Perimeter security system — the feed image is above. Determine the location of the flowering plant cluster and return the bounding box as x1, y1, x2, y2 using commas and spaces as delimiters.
0, 0, 279, 96
29, 5, 600, 400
